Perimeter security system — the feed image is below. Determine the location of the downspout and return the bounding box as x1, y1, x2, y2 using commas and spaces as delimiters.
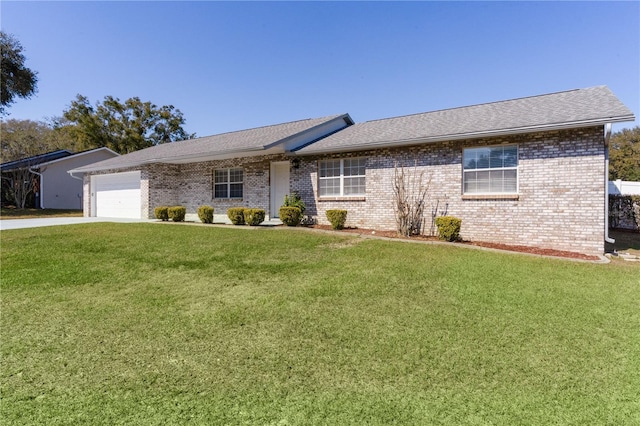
68, 171, 84, 181
28, 167, 44, 209
604, 123, 615, 244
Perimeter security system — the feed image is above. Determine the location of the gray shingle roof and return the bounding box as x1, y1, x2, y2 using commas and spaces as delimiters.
296, 86, 635, 155
70, 114, 351, 173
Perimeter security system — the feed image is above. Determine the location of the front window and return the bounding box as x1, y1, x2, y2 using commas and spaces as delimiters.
463, 145, 517, 194
214, 168, 243, 198
318, 158, 366, 197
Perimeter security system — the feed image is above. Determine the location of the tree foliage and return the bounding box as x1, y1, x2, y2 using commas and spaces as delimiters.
0, 31, 38, 115
61, 95, 194, 154
1, 119, 53, 163
609, 126, 640, 181
0, 119, 79, 163
0, 120, 54, 208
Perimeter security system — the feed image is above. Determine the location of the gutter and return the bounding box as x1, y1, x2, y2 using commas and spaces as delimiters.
28, 167, 44, 209
604, 123, 615, 244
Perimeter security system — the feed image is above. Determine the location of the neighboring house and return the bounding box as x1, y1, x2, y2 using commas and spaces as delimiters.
609, 180, 640, 196
1, 148, 119, 209
69, 86, 635, 255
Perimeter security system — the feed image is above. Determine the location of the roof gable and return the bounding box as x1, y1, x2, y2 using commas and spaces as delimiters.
70, 114, 352, 173
35, 147, 119, 168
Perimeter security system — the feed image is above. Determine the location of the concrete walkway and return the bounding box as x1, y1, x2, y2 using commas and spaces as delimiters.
0, 217, 152, 231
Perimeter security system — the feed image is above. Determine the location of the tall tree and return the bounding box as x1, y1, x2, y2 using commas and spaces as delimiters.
0, 119, 80, 163
0, 31, 38, 115
609, 126, 640, 181
62, 95, 194, 154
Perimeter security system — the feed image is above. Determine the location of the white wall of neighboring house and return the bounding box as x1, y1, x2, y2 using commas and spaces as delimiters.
609, 180, 640, 196
40, 149, 119, 209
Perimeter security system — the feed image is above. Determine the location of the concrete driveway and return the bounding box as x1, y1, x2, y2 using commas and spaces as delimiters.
0, 217, 152, 231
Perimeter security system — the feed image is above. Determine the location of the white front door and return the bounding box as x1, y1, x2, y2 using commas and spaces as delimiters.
270, 161, 290, 218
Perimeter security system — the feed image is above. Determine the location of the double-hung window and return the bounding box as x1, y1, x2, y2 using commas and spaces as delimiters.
318, 158, 366, 197
463, 145, 518, 194
214, 168, 243, 199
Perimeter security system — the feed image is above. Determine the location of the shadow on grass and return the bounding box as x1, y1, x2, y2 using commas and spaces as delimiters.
0, 208, 83, 219
607, 229, 640, 253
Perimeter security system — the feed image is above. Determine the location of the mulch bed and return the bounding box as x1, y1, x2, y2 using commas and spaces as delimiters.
308, 225, 601, 261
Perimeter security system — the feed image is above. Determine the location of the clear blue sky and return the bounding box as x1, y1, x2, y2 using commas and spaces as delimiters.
2, 1, 638, 136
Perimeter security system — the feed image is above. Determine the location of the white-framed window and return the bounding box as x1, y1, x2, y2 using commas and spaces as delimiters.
318, 158, 366, 197
213, 168, 243, 199
463, 145, 518, 194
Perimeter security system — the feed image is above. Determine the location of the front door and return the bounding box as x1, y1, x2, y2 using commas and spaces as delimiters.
270, 161, 290, 218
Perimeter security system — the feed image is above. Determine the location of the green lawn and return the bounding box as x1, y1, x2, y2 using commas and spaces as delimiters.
2, 224, 639, 425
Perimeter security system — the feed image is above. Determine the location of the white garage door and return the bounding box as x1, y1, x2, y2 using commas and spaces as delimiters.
93, 171, 141, 218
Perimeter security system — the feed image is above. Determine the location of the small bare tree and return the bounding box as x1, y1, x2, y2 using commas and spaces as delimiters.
392, 161, 431, 236
1, 167, 39, 209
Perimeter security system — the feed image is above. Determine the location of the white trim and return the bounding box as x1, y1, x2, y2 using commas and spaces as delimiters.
462, 144, 519, 196
213, 167, 243, 199
318, 157, 366, 198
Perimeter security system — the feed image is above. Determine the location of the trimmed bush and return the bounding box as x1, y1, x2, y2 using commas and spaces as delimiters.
279, 206, 302, 226
435, 216, 462, 242
197, 205, 214, 224
168, 206, 186, 222
326, 209, 348, 230
282, 192, 306, 216
154, 206, 169, 221
227, 207, 246, 225
244, 208, 266, 226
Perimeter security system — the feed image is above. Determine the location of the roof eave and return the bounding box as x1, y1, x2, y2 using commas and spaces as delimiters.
296, 115, 636, 156
68, 146, 271, 174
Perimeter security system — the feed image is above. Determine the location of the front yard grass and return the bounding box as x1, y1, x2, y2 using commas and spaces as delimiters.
1, 224, 639, 424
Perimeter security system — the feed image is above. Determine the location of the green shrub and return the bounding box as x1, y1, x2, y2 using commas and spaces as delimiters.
227, 207, 246, 225
279, 206, 302, 226
326, 209, 348, 230
282, 192, 306, 216
168, 206, 186, 222
154, 206, 169, 221
244, 208, 266, 226
435, 216, 462, 241
197, 205, 214, 224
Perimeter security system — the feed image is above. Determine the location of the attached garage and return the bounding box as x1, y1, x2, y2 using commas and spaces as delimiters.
91, 171, 141, 218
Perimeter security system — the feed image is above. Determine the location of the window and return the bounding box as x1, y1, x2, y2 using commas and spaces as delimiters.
214, 168, 243, 199
318, 158, 366, 197
463, 145, 517, 194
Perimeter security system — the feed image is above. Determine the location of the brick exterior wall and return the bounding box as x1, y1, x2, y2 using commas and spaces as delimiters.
84, 126, 606, 255
296, 126, 606, 255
